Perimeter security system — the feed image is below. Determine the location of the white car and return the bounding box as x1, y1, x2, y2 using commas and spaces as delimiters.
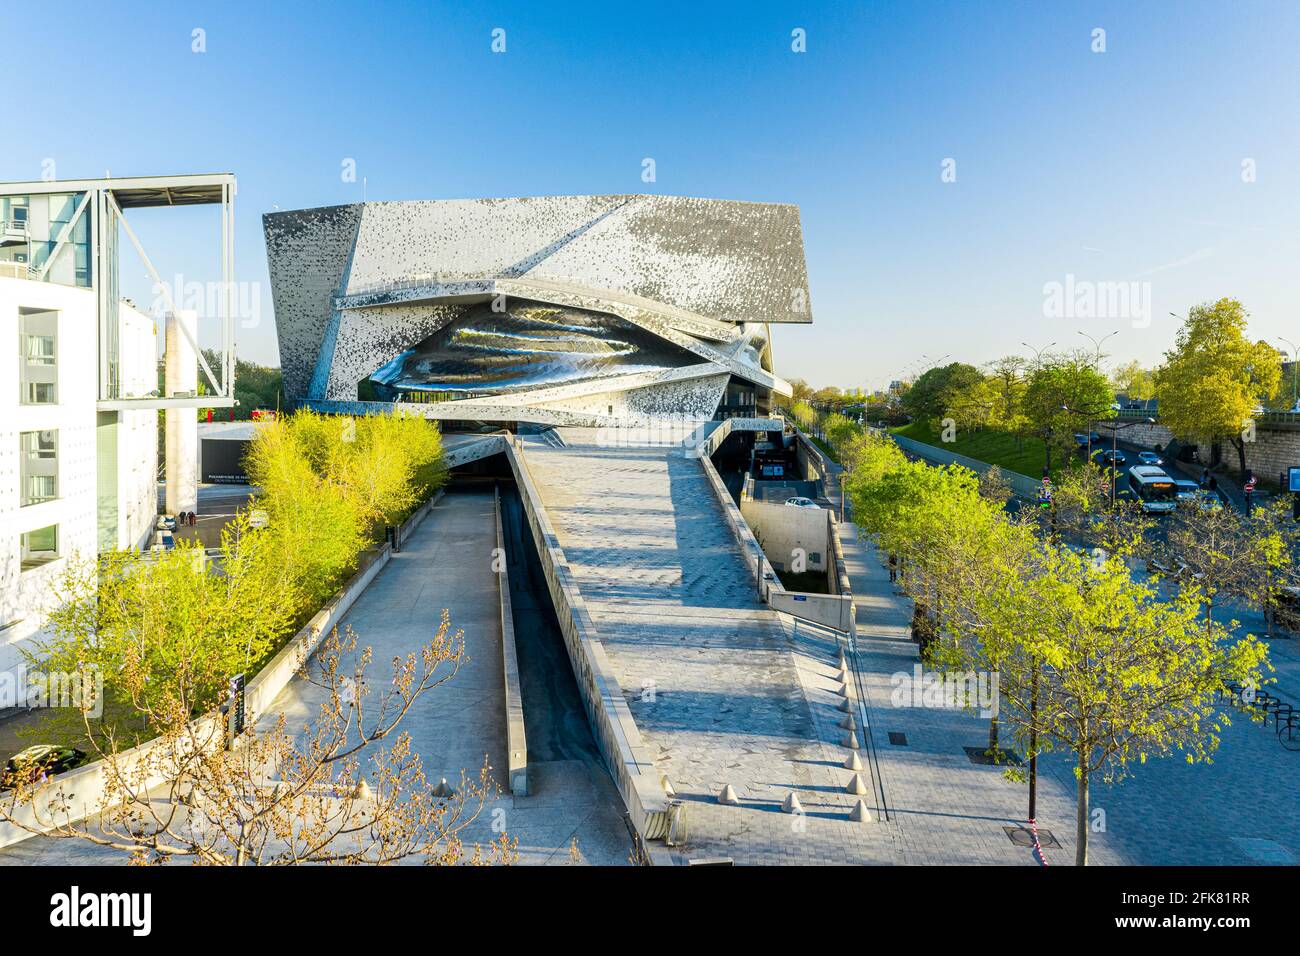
784, 496, 819, 509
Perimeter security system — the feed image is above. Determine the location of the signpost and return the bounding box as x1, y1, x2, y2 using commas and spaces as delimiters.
226, 673, 246, 743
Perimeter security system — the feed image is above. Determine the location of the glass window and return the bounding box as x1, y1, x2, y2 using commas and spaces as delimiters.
20, 430, 58, 506
19, 309, 57, 404
20, 525, 59, 570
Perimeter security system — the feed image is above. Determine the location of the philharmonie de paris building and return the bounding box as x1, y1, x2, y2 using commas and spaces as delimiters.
263, 194, 812, 437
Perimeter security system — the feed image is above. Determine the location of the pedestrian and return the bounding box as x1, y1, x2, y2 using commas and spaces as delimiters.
1200, 467, 1210, 488
888, 553, 898, 583
189, 511, 197, 527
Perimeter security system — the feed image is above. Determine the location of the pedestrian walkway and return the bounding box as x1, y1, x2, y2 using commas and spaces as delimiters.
522, 428, 897, 864
0, 489, 631, 866
825, 439, 1300, 866
266, 488, 629, 865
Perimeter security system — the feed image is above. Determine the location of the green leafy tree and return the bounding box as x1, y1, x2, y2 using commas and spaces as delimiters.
34, 512, 301, 740
901, 363, 984, 424
1022, 357, 1114, 472
1110, 360, 1155, 402
971, 547, 1267, 865
1155, 299, 1281, 478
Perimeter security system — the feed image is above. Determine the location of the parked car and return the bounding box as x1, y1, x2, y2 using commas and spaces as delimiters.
1094, 448, 1127, 467
1174, 479, 1200, 504
155, 514, 176, 531
1137, 451, 1164, 466
1, 745, 86, 790
784, 497, 819, 509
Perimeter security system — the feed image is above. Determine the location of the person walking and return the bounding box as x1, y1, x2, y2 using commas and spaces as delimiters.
888, 553, 898, 583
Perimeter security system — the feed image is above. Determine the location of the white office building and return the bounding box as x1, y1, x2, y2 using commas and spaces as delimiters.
0, 175, 238, 683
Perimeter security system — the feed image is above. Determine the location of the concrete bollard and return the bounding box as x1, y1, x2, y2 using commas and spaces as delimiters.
838, 697, 853, 713
842, 731, 860, 749
782, 791, 803, 814
845, 773, 869, 796
849, 798, 872, 823
718, 783, 740, 806
839, 714, 856, 731
843, 751, 864, 772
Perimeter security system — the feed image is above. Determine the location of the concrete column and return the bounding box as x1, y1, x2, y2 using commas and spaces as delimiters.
164, 310, 198, 516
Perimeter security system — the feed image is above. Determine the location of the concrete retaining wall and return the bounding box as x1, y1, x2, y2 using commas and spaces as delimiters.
700, 451, 855, 633
740, 498, 832, 575
493, 487, 528, 796
0, 489, 445, 850
502, 439, 673, 858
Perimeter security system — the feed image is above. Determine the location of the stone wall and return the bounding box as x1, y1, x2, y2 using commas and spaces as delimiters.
1096, 419, 1300, 484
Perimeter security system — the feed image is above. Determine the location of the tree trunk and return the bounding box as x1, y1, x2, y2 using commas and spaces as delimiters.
1232, 436, 1247, 483
1075, 753, 1089, 867
987, 713, 999, 754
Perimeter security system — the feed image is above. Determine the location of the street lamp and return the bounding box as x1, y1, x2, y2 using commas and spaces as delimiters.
1077, 329, 1119, 367
1022, 340, 1057, 369
1060, 401, 1113, 463
1104, 417, 1157, 507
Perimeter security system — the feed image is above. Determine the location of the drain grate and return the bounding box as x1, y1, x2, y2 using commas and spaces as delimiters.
888, 732, 908, 746
1004, 826, 1061, 849
963, 745, 1023, 766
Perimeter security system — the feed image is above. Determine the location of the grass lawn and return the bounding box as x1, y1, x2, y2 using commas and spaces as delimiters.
891, 422, 1053, 478
809, 435, 840, 464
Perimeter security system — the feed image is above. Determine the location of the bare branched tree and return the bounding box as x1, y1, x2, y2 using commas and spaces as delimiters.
0, 618, 516, 866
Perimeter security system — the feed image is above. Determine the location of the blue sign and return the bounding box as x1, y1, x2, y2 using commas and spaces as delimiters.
1289, 466, 1300, 493
793, 594, 807, 602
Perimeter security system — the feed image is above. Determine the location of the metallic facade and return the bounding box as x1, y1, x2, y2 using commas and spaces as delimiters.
265, 195, 812, 427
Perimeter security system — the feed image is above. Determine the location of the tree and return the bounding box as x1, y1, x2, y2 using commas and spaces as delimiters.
1022, 357, 1114, 472
788, 400, 818, 433
984, 356, 1029, 433
1, 623, 515, 865
1158, 500, 1286, 629
34, 514, 302, 742
1155, 299, 1282, 478
823, 413, 859, 459
901, 363, 984, 424
788, 378, 814, 404
1110, 360, 1154, 402
1049, 460, 1154, 562
978, 547, 1267, 865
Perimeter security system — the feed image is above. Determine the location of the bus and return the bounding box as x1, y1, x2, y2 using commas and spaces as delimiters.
1126, 465, 1178, 513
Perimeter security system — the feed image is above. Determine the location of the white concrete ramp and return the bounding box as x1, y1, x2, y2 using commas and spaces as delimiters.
521, 428, 896, 864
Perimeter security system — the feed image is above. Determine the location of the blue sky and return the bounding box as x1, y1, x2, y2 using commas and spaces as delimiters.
5, 0, 1299, 389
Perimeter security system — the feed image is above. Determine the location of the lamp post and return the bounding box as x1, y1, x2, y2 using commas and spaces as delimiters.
1021, 340, 1057, 370
1280, 337, 1298, 411
1105, 417, 1157, 507
1077, 329, 1119, 367
1060, 401, 1110, 465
